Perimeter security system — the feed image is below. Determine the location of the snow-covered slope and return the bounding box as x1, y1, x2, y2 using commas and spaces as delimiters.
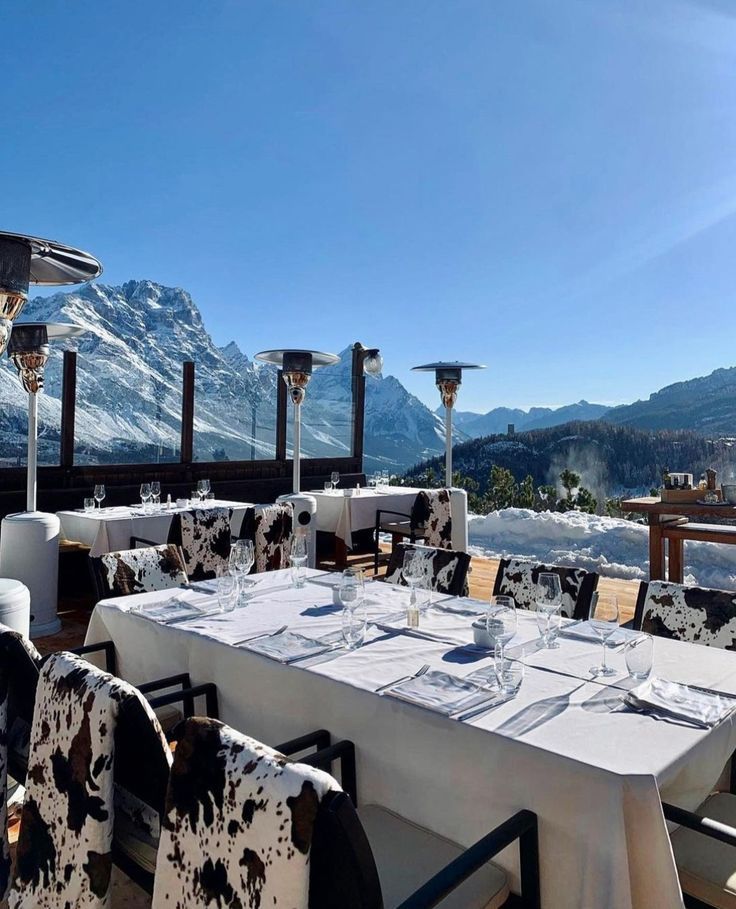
0, 280, 447, 469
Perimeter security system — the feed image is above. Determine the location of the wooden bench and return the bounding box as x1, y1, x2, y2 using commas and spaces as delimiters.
661, 522, 736, 583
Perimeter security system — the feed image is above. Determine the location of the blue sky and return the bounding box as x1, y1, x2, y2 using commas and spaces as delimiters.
3, 0, 735, 412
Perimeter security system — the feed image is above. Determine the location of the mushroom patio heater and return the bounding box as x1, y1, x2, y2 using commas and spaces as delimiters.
255, 349, 340, 493
412, 361, 485, 488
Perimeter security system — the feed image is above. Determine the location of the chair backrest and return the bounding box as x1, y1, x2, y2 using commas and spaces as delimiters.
168, 507, 233, 581
91, 543, 188, 599
411, 489, 453, 549
0, 626, 43, 782
492, 558, 598, 619
385, 543, 471, 597
633, 580, 736, 649
240, 502, 294, 572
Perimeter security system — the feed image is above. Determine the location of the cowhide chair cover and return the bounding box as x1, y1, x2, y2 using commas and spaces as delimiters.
96, 544, 188, 598
0, 626, 42, 901
411, 489, 453, 549
385, 544, 471, 597
635, 580, 736, 649
170, 507, 233, 581
492, 558, 598, 620
241, 503, 294, 573
151, 717, 338, 909
9, 651, 167, 908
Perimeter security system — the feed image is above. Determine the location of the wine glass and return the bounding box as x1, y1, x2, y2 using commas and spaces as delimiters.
331, 471, 340, 491
229, 540, 254, 605
536, 572, 563, 649
290, 533, 308, 588
486, 596, 517, 661
94, 484, 106, 509
401, 549, 426, 611
196, 479, 207, 503
150, 481, 161, 508
140, 483, 152, 512
589, 593, 620, 677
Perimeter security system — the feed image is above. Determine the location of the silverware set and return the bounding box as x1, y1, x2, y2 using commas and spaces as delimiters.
232, 624, 288, 647
375, 663, 430, 693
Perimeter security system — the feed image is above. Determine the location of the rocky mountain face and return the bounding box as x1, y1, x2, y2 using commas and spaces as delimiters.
452, 400, 611, 438
0, 280, 450, 471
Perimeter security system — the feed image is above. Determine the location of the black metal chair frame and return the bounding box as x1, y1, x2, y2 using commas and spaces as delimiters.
373, 505, 426, 574
492, 558, 599, 621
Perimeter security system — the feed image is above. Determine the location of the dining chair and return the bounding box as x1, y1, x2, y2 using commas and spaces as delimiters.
89, 543, 189, 599
492, 558, 599, 620
167, 506, 233, 580
239, 502, 294, 572
374, 489, 453, 574
385, 543, 471, 597
631, 580, 736, 650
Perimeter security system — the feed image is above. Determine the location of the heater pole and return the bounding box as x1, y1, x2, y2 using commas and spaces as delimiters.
293, 402, 301, 494
27, 392, 38, 512
445, 404, 453, 488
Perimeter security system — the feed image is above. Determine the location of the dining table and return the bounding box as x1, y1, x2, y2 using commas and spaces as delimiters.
85, 568, 736, 909
57, 499, 253, 557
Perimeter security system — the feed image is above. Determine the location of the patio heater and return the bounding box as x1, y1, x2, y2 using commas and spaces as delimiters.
411, 361, 485, 488
255, 349, 340, 493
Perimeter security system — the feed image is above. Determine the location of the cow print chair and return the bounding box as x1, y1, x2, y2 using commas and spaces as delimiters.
374, 489, 453, 574
633, 580, 736, 650
385, 543, 471, 598
240, 502, 294, 573
89, 543, 189, 600
492, 558, 599, 621
166, 506, 233, 581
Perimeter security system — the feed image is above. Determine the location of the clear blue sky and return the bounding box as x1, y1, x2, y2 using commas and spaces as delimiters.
3, 0, 735, 412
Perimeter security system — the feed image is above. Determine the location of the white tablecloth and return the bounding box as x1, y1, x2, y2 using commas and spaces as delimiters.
85, 570, 736, 908
58, 500, 253, 556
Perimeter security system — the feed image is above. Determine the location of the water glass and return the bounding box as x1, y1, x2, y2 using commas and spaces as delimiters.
324, 481, 332, 493
341, 602, 367, 649
338, 568, 365, 608
625, 633, 653, 680
486, 595, 517, 659
290, 534, 308, 588
83, 497, 95, 512
589, 593, 620, 677
217, 574, 238, 612
94, 484, 105, 509
495, 647, 525, 695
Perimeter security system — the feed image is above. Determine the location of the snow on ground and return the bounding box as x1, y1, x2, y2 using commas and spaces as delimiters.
468, 508, 736, 591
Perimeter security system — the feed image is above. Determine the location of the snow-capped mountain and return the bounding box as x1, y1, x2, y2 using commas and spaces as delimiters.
0, 280, 448, 471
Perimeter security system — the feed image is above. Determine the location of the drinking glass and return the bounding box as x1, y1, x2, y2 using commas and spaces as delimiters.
229, 540, 254, 604
290, 534, 308, 588
331, 471, 340, 491
536, 572, 563, 649
401, 549, 426, 611
486, 596, 517, 660
150, 481, 161, 508
625, 633, 653, 680
323, 481, 332, 493
495, 646, 525, 695
338, 568, 365, 609
202, 478, 211, 496
196, 479, 207, 502
217, 574, 238, 612
341, 601, 367, 649
589, 593, 620, 677
83, 497, 95, 513
94, 484, 106, 509
140, 483, 152, 512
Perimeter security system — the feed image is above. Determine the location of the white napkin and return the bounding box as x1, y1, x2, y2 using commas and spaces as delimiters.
386, 670, 491, 716
625, 677, 736, 728
132, 595, 212, 624
559, 620, 637, 646
245, 630, 340, 663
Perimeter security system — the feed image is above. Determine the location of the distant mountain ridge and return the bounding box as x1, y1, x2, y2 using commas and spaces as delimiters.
449, 400, 611, 438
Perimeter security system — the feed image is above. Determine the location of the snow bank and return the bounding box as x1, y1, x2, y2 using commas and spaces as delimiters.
468, 508, 736, 590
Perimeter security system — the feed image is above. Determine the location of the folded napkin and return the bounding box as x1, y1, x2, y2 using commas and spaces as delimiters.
245, 630, 340, 663
386, 669, 491, 716
131, 595, 212, 624
625, 677, 736, 728
559, 620, 637, 646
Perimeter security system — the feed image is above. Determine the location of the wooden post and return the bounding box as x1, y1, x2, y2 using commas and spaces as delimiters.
181, 361, 194, 463
60, 350, 77, 468
647, 516, 665, 581
351, 343, 365, 465
275, 368, 287, 462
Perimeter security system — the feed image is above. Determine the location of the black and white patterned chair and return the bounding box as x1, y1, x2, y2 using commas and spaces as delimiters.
632, 580, 736, 649
385, 543, 471, 597
167, 506, 233, 581
90, 543, 189, 599
492, 559, 599, 620
240, 502, 294, 573
374, 489, 453, 573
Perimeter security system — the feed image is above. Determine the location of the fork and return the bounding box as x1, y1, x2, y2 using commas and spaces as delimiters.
232, 624, 287, 646
375, 663, 430, 694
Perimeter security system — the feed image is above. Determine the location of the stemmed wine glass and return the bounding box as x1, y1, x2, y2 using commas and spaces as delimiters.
486, 595, 517, 662
229, 540, 255, 605
150, 481, 161, 509
196, 479, 210, 503
290, 533, 308, 588
589, 593, 620, 677
339, 568, 366, 649
331, 471, 340, 491
140, 483, 152, 512
401, 549, 426, 611
536, 572, 563, 649
94, 484, 106, 510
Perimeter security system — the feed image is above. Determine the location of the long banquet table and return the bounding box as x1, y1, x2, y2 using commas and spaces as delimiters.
85, 568, 736, 908
58, 499, 253, 556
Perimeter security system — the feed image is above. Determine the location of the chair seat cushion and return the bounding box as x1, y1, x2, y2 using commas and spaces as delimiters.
671, 792, 736, 908
358, 804, 509, 909
381, 521, 428, 537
